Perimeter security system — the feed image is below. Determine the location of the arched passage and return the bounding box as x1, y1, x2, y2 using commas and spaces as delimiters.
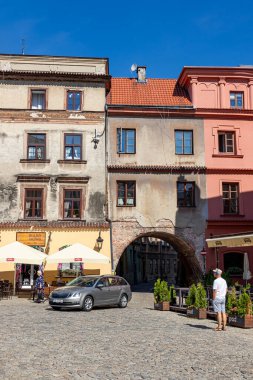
112, 221, 203, 285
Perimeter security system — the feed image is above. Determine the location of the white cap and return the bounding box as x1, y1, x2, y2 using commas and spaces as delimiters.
213, 268, 222, 275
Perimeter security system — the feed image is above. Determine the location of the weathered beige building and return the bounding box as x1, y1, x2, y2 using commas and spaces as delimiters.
0, 54, 111, 285
106, 69, 207, 284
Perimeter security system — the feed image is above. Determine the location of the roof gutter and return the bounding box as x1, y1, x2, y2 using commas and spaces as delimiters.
106, 104, 194, 110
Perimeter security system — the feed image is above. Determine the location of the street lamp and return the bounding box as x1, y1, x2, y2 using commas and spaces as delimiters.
200, 246, 207, 274
96, 231, 104, 251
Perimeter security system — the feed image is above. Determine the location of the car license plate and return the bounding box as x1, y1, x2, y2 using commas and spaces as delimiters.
53, 299, 63, 304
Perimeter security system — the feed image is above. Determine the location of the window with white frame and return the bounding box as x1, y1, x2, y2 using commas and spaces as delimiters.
64, 134, 82, 160
230, 92, 244, 109
117, 129, 136, 153
31, 90, 46, 110
218, 132, 235, 154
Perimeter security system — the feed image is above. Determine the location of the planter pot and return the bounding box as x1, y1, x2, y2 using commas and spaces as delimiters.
154, 302, 170, 311
228, 314, 253, 329
187, 307, 207, 319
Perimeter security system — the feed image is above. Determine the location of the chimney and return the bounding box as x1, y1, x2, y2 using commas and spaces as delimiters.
137, 66, 147, 83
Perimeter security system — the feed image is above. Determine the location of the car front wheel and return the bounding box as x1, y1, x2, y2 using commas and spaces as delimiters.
82, 296, 94, 312
118, 294, 128, 308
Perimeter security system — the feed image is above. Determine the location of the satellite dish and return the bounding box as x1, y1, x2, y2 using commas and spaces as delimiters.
130, 63, 137, 72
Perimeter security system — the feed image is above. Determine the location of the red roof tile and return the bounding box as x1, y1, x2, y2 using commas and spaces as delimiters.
107, 78, 192, 107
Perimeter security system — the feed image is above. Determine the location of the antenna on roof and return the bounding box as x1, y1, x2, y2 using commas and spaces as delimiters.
21, 38, 25, 55
130, 63, 137, 72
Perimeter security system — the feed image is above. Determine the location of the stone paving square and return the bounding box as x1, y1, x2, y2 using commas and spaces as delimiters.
0, 294, 253, 380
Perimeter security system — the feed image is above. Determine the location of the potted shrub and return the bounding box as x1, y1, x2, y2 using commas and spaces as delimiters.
227, 286, 253, 328
186, 283, 207, 319
154, 278, 170, 311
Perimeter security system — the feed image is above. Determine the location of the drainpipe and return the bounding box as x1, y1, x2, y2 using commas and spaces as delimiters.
104, 103, 114, 273
106, 218, 114, 273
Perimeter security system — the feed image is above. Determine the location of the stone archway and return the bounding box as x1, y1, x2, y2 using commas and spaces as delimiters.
111, 220, 203, 284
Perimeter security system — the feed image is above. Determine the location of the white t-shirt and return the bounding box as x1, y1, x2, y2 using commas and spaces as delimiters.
213, 277, 227, 299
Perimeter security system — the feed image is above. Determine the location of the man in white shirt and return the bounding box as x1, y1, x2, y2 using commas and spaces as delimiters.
213, 268, 227, 331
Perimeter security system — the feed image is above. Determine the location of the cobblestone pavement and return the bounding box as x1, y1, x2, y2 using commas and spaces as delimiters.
1, 293, 253, 380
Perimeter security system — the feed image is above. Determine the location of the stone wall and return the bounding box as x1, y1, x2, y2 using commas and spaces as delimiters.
111, 219, 203, 283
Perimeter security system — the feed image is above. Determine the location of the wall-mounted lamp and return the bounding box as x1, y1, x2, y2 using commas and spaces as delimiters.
91, 129, 101, 149
200, 246, 207, 274
96, 231, 104, 251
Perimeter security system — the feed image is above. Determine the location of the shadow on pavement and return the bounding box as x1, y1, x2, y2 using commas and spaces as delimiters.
185, 323, 213, 330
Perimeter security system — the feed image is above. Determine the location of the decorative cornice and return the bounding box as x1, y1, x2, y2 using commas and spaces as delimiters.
195, 107, 253, 120
57, 160, 87, 165
107, 165, 206, 174
107, 106, 253, 120
0, 70, 110, 83
0, 220, 109, 230
17, 175, 50, 183
207, 220, 253, 227
0, 109, 105, 123
56, 176, 89, 184
206, 168, 253, 174
108, 165, 253, 175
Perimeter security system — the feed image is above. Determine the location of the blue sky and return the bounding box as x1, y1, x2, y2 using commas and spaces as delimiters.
0, 0, 253, 78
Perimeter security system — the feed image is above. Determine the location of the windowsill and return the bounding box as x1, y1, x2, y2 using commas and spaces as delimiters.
175, 153, 194, 156
117, 205, 136, 208
212, 154, 244, 158
66, 110, 82, 112
20, 159, 50, 163
30, 108, 47, 111
57, 160, 87, 164
19, 218, 47, 221
220, 214, 245, 217
59, 218, 83, 221
117, 152, 136, 155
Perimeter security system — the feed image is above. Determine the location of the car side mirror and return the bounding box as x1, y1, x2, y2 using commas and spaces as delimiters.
96, 283, 104, 289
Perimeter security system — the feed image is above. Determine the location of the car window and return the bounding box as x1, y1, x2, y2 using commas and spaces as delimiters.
81, 279, 97, 287
108, 277, 120, 286
118, 277, 127, 286
67, 277, 98, 287
96, 277, 109, 287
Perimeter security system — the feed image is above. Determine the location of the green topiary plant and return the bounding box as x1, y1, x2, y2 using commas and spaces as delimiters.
195, 283, 207, 309
154, 278, 170, 303
237, 289, 253, 317
186, 283, 207, 309
227, 285, 253, 317
226, 286, 237, 315
186, 284, 197, 307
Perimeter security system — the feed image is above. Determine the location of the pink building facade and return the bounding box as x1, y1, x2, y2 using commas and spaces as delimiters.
178, 67, 253, 281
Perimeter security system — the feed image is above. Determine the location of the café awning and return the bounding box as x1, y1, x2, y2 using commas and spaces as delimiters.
46, 243, 110, 264
0, 241, 47, 264
206, 233, 253, 248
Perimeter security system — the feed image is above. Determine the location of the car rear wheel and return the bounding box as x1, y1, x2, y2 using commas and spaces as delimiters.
118, 294, 128, 308
82, 296, 94, 312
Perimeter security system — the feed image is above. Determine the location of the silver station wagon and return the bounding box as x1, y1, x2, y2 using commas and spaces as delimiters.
49, 275, 132, 311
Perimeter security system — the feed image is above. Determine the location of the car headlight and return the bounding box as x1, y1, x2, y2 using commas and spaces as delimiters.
70, 292, 81, 298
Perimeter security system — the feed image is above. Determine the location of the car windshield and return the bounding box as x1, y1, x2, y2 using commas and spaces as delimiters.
67, 277, 99, 287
